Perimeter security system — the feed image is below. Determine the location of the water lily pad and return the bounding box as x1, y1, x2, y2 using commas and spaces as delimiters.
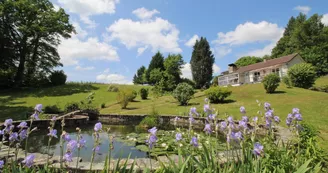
135, 145, 149, 152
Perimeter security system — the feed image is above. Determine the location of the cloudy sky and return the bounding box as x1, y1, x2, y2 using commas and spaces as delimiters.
52, 0, 328, 84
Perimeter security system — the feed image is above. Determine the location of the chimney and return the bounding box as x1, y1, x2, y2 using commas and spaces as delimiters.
228, 64, 237, 73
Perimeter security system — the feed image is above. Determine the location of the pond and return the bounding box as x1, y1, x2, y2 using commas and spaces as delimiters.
24, 123, 227, 163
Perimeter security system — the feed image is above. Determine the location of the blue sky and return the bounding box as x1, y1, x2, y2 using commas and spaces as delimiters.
52, 0, 328, 84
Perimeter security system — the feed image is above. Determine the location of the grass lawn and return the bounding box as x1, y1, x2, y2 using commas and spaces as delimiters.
0, 77, 327, 149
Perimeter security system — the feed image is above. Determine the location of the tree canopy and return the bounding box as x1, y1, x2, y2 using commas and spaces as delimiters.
190, 37, 215, 89
234, 56, 263, 67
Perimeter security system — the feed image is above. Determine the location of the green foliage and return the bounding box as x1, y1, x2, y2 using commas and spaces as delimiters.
64, 102, 80, 113
49, 70, 67, 86
149, 68, 164, 85
0, 0, 74, 87
147, 52, 165, 84
205, 86, 232, 103
190, 37, 215, 89
262, 74, 281, 93
116, 89, 137, 109
163, 54, 185, 90
282, 76, 293, 88
133, 66, 147, 84
180, 78, 196, 88
212, 76, 218, 86
271, 13, 328, 76
44, 104, 62, 114
172, 83, 195, 105
288, 63, 317, 89
101, 103, 106, 108
235, 56, 263, 67
309, 85, 328, 93
139, 88, 149, 100
107, 85, 119, 92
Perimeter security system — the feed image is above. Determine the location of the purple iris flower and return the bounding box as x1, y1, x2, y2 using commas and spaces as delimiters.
234, 131, 243, 140
189, 116, 195, 123
93, 145, 100, 153
94, 122, 102, 132
208, 114, 216, 120
175, 133, 182, 141
287, 113, 293, 120
51, 116, 57, 121
47, 129, 58, 138
174, 117, 180, 121
203, 123, 212, 134
242, 116, 249, 122
204, 104, 210, 112
220, 121, 227, 131
0, 160, 4, 168
146, 135, 157, 149
292, 108, 300, 114
190, 137, 198, 147
253, 142, 264, 156
4, 119, 13, 127
253, 116, 258, 122
265, 110, 274, 118
64, 152, 73, 162
22, 154, 35, 168
78, 138, 86, 148
34, 104, 43, 112
148, 127, 157, 135
63, 133, 71, 142
19, 129, 28, 140
238, 121, 248, 129
294, 113, 302, 121
9, 132, 18, 142
67, 140, 77, 151
0, 130, 4, 135
227, 116, 234, 123
264, 102, 271, 110
240, 106, 246, 114
265, 118, 272, 128
286, 119, 292, 127
190, 107, 199, 116
18, 121, 28, 128
31, 113, 40, 120
274, 116, 280, 123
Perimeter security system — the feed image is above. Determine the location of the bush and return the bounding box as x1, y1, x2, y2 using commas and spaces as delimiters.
204, 87, 232, 103
107, 85, 119, 92
140, 88, 149, 100
49, 70, 67, 86
64, 102, 80, 113
288, 63, 317, 89
262, 74, 281, 93
309, 85, 328, 93
100, 103, 106, 108
138, 104, 159, 128
44, 105, 62, 114
116, 89, 136, 109
180, 78, 195, 89
172, 83, 195, 105
282, 76, 293, 88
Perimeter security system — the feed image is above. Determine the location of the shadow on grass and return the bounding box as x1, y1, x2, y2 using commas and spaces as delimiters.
270, 91, 286, 94
123, 107, 138, 110
210, 99, 236, 104
0, 105, 33, 121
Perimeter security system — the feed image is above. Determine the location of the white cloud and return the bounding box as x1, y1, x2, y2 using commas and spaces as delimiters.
72, 22, 88, 39
293, 6, 311, 14
103, 68, 110, 73
58, 35, 119, 66
213, 21, 284, 45
132, 7, 160, 20
214, 46, 232, 58
107, 18, 182, 53
322, 14, 328, 26
213, 64, 221, 74
96, 73, 131, 84
181, 63, 192, 80
75, 65, 95, 71
185, 35, 199, 47
243, 42, 276, 57
58, 0, 119, 28
137, 46, 148, 56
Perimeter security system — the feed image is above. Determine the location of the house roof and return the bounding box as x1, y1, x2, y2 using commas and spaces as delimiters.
236, 53, 299, 73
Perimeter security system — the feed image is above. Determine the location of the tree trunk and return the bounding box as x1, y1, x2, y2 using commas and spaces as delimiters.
14, 36, 28, 87
26, 36, 40, 84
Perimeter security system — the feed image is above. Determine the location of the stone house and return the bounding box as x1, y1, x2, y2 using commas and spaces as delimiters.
218, 53, 305, 86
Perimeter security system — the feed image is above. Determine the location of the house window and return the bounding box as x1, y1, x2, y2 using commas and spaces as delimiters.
272, 68, 280, 75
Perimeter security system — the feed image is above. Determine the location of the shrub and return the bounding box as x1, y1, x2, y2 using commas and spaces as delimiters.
309, 85, 328, 93
44, 105, 61, 114
262, 74, 281, 93
282, 76, 293, 88
107, 85, 119, 92
204, 86, 232, 103
140, 88, 149, 100
64, 102, 80, 113
116, 89, 136, 109
172, 83, 195, 105
100, 103, 106, 108
288, 63, 317, 89
49, 70, 67, 86
138, 104, 159, 128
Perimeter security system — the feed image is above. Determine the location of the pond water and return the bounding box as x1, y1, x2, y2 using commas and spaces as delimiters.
24, 123, 227, 163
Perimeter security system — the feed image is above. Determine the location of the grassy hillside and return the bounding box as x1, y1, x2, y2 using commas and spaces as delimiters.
0, 77, 327, 149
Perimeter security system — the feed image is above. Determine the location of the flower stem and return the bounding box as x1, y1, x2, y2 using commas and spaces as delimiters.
148, 147, 152, 171
75, 133, 81, 172
25, 119, 33, 157
46, 137, 52, 167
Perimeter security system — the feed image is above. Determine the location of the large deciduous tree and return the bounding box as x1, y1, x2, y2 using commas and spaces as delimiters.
190, 37, 215, 89
133, 66, 146, 84
147, 51, 165, 85
163, 54, 184, 90
234, 56, 263, 67
0, 0, 74, 87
